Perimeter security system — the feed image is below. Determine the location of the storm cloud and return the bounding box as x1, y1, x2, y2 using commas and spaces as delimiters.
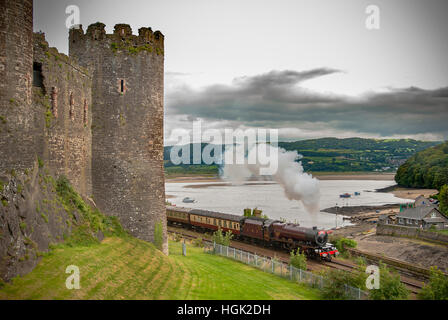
166, 69, 448, 140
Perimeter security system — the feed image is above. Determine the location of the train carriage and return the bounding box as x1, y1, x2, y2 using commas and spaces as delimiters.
189, 209, 242, 235
166, 205, 191, 226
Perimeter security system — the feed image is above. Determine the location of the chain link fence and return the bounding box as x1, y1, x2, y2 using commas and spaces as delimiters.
205, 242, 368, 300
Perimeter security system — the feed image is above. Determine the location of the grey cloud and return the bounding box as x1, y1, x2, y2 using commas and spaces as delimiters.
166, 69, 448, 139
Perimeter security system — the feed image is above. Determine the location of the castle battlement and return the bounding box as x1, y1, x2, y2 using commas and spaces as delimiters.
69, 22, 164, 56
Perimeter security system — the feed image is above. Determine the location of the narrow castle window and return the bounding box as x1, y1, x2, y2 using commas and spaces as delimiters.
83, 99, 88, 126
51, 87, 58, 118
119, 79, 126, 94
32, 62, 44, 89
69, 92, 74, 121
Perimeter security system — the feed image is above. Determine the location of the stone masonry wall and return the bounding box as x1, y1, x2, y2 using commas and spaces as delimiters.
377, 223, 448, 244
69, 23, 167, 253
0, 0, 36, 173
33, 33, 92, 196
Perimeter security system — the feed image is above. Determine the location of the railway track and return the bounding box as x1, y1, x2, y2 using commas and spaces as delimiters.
325, 259, 423, 294
168, 226, 424, 295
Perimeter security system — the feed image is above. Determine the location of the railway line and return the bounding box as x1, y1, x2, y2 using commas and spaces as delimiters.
168, 226, 424, 296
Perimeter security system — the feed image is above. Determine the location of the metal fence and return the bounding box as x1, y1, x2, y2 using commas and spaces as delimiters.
205, 242, 368, 300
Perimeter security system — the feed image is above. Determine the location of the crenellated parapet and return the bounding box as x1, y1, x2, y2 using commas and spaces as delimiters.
69, 21, 167, 254
69, 22, 164, 57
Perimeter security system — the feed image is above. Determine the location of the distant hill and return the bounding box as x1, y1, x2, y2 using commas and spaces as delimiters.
164, 138, 440, 175
395, 140, 448, 189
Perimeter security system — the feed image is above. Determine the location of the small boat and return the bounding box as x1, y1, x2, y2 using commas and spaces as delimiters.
182, 197, 195, 203
354, 192, 361, 196
339, 193, 351, 198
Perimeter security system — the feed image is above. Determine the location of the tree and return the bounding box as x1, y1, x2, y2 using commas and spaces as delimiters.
289, 249, 307, 270
321, 268, 366, 300
368, 263, 409, 300
419, 266, 448, 300
333, 237, 357, 255
439, 185, 448, 215
212, 227, 233, 246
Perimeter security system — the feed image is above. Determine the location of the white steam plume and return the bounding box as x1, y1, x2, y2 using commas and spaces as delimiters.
221, 144, 320, 213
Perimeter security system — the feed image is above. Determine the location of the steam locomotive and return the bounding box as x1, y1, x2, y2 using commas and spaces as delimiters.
166, 205, 339, 261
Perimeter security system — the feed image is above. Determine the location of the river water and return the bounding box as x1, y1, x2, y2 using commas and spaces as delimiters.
165, 180, 411, 230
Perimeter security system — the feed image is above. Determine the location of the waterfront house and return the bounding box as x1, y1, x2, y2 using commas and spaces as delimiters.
396, 206, 448, 229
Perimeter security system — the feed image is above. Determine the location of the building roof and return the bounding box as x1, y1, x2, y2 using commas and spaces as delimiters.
397, 205, 438, 220
166, 205, 193, 213
423, 217, 447, 224
190, 208, 243, 222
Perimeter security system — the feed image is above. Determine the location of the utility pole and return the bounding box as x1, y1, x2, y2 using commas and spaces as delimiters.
335, 203, 338, 229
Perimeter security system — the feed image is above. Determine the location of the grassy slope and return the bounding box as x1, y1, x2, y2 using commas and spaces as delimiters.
0, 238, 321, 300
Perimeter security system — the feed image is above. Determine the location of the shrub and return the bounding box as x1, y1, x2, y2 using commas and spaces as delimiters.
41, 213, 49, 223
172, 233, 182, 242
55, 175, 126, 246
212, 227, 233, 246
290, 249, 307, 270
192, 237, 204, 248
368, 263, 409, 300
333, 237, 357, 254
153, 221, 164, 251
63, 225, 99, 247
418, 266, 448, 300
321, 269, 361, 300
37, 157, 44, 168
439, 185, 448, 215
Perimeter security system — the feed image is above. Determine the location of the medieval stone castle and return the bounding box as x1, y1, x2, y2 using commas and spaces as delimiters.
0, 0, 167, 254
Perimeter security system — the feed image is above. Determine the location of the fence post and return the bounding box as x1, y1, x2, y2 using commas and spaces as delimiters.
358, 288, 361, 300
234, 248, 236, 259
226, 246, 228, 257
255, 254, 258, 267
289, 265, 292, 280
299, 268, 302, 282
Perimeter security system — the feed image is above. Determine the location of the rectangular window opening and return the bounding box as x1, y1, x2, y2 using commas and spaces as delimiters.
33, 62, 45, 92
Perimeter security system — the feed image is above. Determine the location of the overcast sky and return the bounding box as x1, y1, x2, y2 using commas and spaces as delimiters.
34, 0, 448, 144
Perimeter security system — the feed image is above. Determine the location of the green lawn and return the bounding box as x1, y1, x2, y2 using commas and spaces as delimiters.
0, 237, 321, 300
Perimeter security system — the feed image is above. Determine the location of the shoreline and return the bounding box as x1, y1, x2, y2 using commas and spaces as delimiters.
165, 172, 396, 183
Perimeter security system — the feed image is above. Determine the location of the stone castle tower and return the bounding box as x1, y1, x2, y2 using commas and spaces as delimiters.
0, 0, 35, 172
0, 0, 167, 255
69, 23, 167, 254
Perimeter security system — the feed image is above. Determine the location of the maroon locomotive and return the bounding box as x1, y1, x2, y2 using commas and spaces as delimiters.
166, 206, 339, 261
